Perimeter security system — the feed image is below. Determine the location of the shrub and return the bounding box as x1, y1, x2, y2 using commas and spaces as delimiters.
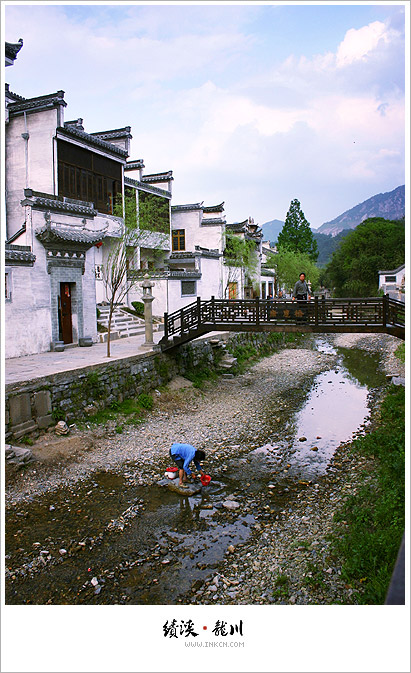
137, 393, 154, 410
131, 301, 144, 315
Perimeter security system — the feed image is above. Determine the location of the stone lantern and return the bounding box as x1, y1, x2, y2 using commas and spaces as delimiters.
141, 274, 155, 348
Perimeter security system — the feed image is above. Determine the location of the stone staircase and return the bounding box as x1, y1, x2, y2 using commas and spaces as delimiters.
96, 304, 149, 341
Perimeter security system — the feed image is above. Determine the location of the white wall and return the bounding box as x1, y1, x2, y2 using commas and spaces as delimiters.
82, 246, 98, 341
197, 256, 222, 299
171, 209, 225, 257
5, 242, 52, 358
127, 276, 168, 318
6, 109, 59, 239
168, 278, 199, 315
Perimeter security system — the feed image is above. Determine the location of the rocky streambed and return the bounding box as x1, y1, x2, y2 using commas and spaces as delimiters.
5, 333, 404, 605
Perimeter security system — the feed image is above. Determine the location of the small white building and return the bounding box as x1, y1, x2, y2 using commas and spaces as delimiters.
378, 264, 405, 300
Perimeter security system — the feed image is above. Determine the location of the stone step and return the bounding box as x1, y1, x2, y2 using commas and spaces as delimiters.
218, 355, 238, 369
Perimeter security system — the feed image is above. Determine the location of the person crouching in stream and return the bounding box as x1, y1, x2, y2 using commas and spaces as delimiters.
169, 443, 206, 488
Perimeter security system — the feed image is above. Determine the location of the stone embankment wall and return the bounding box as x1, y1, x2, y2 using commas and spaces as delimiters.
5, 332, 293, 442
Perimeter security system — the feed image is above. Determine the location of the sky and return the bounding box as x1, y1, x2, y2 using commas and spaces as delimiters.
3, 2, 407, 229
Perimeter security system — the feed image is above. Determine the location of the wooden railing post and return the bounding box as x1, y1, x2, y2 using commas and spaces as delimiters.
197, 297, 202, 327
163, 312, 169, 340
256, 297, 260, 326
211, 296, 215, 323
314, 295, 318, 326
383, 293, 389, 327
180, 308, 185, 335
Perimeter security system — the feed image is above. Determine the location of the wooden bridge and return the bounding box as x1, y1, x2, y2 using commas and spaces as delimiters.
159, 295, 405, 351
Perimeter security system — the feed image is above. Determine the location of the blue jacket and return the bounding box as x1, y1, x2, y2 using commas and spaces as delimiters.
170, 443, 202, 476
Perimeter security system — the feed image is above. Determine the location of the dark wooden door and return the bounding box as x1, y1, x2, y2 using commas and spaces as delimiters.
60, 283, 73, 344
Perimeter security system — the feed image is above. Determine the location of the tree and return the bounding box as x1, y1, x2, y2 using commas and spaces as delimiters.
266, 248, 320, 295
277, 199, 318, 262
102, 236, 130, 357
223, 232, 259, 298
139, 190, 170, 233
322, 217, 405, 297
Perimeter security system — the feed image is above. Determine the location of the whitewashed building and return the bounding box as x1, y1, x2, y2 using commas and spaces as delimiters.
4, 81, 128, 357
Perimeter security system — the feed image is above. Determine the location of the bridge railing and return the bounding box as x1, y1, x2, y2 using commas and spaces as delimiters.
163, 295, 404, 341
387, 297, 405, 328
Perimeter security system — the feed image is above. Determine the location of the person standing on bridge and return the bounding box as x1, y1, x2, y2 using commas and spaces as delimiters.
292, 272, 311, 323
292, 272, 311, 302
169, 443, 206, 488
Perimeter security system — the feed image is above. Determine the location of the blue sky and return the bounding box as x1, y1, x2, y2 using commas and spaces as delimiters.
4, 2, 407, 229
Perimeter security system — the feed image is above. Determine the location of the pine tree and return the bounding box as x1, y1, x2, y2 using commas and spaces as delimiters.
277, 199, 318, 262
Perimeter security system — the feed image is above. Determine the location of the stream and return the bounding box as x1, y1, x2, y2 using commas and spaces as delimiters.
5, 336, 388, 605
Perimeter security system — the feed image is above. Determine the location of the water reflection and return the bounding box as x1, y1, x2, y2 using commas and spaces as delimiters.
251, 336, 387, 481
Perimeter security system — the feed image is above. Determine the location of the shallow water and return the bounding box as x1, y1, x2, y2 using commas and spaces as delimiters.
5, 337, 387, 605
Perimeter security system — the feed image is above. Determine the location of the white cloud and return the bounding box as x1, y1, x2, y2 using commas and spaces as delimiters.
336, 21, 392, 67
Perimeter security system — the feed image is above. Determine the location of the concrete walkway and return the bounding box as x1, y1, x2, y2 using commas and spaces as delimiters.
5, 332, 164, 386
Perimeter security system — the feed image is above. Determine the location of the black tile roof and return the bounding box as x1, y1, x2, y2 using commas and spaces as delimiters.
124, 177, 171, 198
8, 90, 67, 117
36, 222, 108, 246
5, 39, 23, 60
201, 217, 225, 225
142, 171, 173, 182
5, 83, 25, 101
64, 119, 84, 130
57, 125, 128, 158
90, 126, 132, 140
203, 202, 225, 213
5, 244, 36, 266
126, 160, 145, 169
171, 202, 204, 212
22, 189, 98, 216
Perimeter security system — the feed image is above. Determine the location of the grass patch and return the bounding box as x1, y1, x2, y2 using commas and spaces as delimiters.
271, 573, 290, 599
52, 408, 65, 422
330, 384, 405, 604
394, 342, 405, 363
304, 562, 326, 590
185, 368, 219, 389
78, 394, 154, 427
20, 435, 34, 446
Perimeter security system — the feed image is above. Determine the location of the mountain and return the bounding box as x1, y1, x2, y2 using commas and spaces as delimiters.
261, 218, 285, 244
315, 185, 405, 237
313, 230, 351, 267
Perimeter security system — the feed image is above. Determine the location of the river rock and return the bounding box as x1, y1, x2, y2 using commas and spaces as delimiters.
222, 500, 240, 510
55, 421, 69, 435
5, 444, 34, 467
167, 481, 202, 496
